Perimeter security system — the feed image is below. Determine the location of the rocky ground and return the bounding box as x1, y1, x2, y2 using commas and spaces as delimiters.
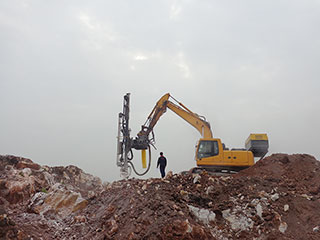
1, 154, 320, 240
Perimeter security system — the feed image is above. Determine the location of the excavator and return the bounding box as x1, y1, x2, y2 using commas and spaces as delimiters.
116, 93, 268, 178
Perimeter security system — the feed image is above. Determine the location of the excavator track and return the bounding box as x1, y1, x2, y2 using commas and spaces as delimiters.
189, 167, 243, 176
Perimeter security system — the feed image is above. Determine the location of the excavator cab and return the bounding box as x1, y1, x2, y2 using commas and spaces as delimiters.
195, 138, 226, 170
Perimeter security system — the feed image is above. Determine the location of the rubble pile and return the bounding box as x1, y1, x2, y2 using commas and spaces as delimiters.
0, 155, 103, 239
1, 154, 320, 239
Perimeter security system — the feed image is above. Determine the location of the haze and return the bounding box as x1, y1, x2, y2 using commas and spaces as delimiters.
1, 0, 319, 182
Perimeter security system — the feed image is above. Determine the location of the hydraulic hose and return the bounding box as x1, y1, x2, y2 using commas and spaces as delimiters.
128, 146, 152, 176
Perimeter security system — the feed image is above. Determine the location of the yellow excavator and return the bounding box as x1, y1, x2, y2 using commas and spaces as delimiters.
117, 93, 268, 177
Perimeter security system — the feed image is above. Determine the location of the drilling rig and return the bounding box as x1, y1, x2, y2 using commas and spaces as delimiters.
116, 93, 268, 178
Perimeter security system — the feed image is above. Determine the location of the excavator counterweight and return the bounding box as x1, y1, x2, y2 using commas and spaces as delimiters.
245, 134, 269, 159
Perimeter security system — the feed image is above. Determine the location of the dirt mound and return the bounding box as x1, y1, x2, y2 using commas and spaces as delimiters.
1, 154, 320, 239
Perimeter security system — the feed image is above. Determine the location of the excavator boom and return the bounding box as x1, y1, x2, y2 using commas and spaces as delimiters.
167, 101, 212, 138
134, 93, 212, 149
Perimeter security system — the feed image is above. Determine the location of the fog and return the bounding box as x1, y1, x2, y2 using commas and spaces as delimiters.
1, 0, 319, 182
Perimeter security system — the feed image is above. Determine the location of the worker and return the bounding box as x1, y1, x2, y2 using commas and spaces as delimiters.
157, 152, 167, 178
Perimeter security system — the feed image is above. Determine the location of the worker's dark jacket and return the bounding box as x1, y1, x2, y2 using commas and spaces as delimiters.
157, 156, 167, 168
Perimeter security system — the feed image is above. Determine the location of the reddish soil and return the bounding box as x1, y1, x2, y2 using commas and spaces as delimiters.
1, 153, 320, 239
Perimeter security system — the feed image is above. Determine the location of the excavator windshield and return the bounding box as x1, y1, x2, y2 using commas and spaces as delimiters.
197, 140, 219, 159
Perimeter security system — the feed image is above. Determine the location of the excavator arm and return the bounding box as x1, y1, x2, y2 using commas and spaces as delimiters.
132, 93, 212, 150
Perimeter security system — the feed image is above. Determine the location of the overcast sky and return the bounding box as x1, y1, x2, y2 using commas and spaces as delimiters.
1, 0, 319, 182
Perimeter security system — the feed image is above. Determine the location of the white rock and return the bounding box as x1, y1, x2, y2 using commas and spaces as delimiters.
222, 209, 254, 231
251, 199, 259, 205
284, 204, 289, 212
188, 205, 215, 225
43, 171, 55, 186
279, 221, 287, 233
220, 176, 230, 181
88, 191, 95, 199
208, 177, 215, 182
206, 186, 214, 195
22, 168, 32, 176
256, 203, 263, 218
185, 219, 193, 233
271, 193, 279, 201
193, 175, 201, 184
301, 194, 312, 200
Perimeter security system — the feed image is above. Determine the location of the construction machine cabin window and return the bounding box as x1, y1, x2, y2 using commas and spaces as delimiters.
197, 140, 219, 159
